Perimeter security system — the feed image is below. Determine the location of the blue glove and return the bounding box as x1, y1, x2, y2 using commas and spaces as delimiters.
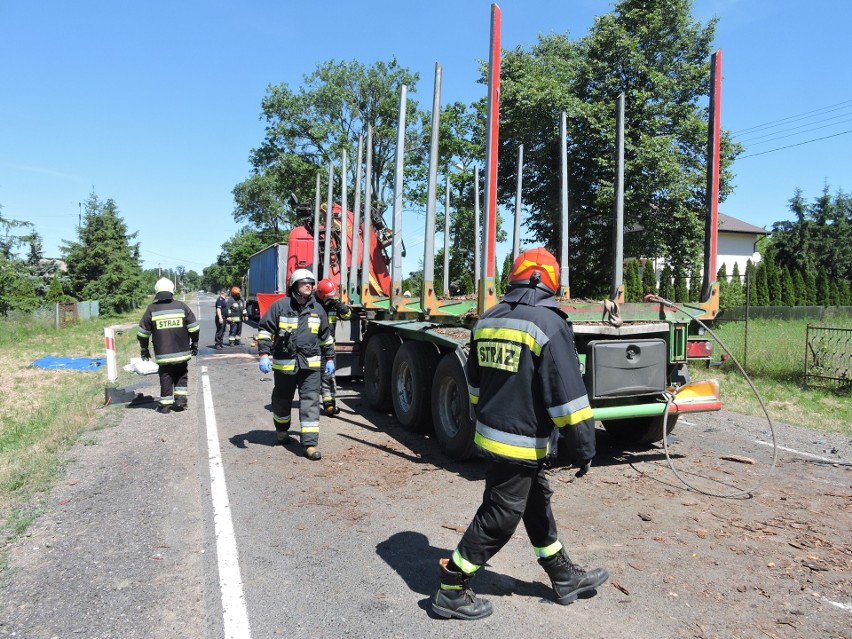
259, 356, 271, 374
324, 360, 335, 376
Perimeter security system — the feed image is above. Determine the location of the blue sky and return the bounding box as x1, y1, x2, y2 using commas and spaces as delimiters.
1, 0, 850, 277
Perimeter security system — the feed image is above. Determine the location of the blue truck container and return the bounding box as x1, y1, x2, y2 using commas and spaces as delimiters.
245, 243, 289, 320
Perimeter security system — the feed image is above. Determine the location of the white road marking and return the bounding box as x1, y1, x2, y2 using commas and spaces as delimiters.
202, 373, 252, 638
754, 439, 847, 464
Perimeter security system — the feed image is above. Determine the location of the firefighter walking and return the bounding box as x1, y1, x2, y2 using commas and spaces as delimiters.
432, 248, 608, 620
137, 277, 200, 414
315, 278, 351, 415
256, 269, 335, 460
226, 286, 248, 346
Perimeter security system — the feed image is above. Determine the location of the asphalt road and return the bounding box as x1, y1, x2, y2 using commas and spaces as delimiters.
1, 293, 850, 639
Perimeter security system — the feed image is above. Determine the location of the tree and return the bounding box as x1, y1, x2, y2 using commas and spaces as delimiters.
816, 269, 830, 306
47, 272, 65, 303
745, 260, 757, 306
641, 261, 658, 298
202, 227, 278, 292
624, 260, 641, 302
61, 192, 145, 315
243, 58, 424, 229
688, 267, 702, 302
755, 261, 769, 306
495, 0, 740, 297
792, 268, 806, 306
727, 262, 744, 308
780, 266, 795, 307
673, 266, 688, 303
658, 264, 673, 300
715, 264, 727, 306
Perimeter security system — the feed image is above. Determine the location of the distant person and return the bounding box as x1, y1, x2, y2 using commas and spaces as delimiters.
431, 248, 607, 620
256, 269, 334, 460
226, 286, 248, 346
315, 278, 351, 415
137, 277, 200, 414
214, 288, 228, 350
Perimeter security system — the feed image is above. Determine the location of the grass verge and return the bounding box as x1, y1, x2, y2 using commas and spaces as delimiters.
693, 318, 852, 436
0, 308, 142, 557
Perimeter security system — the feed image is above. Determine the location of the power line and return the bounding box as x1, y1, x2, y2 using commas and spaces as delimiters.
738, 129, 852, 159
736, 112, 852, 145
739, 117, 852, 147
732, 98, 852, 136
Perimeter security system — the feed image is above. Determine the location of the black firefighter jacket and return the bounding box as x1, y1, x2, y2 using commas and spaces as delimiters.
137, 298, 200, 365
466, 300, 596, 467
256, 295, 334, 374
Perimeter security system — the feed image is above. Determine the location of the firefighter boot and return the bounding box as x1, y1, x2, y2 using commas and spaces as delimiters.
174, 397, 187, 412
538, 548, 609, 604
304, 446, 321, 461
432, 559, 493, 620
322, 399, 339, 416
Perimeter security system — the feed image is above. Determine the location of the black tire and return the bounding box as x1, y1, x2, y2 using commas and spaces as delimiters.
602, 414, 678, 446
363, 333, 399, 411
431, 353, 476, 460
391, 341, 440, 432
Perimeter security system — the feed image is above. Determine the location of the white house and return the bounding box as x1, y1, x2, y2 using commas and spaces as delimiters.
716, 213, 768, 277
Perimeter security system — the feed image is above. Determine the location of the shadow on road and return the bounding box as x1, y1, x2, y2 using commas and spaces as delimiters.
375, 531, 554, 616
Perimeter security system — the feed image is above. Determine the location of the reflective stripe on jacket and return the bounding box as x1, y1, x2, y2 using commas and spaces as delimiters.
137, 299, 200, 365
466, 300, 595, 466
256, 295, 334, 374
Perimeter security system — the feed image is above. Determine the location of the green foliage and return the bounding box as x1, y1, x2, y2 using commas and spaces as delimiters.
673, 266, 688, 303
780, 266, 796, 307
715, 264, 727, 306
641, 261, 658, 298
792, 268, 806, 306
60, 192, 144, 315
623, 260, 642, 302
755, 261, 769, 306
202, 227, 279, 292
816, 270, 830, 306
461, 272, 474, 295
688, 267, 702, 302
658, 264, 673, 300
495, 0, 740, 297
726, 262, 745, 308
47, 273, 64, 303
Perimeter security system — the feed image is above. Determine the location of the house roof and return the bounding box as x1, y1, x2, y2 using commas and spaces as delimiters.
718, 213, 767, 235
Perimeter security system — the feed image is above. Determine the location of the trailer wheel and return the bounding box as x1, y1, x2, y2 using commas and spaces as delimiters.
363, 333, 399, 411
602, 414, 678, 446
431, 353, 476, 460
391, 341, 440, 432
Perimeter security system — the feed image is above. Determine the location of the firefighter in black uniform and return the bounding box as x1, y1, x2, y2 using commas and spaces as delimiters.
137, 277, 200, 414
256, 269, 335, 460
432, 248, 608, 620
315, 278, 351, 415
226, 286, 248, 346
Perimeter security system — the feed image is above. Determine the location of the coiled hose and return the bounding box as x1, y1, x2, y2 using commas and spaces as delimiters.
644, 295, 778, 498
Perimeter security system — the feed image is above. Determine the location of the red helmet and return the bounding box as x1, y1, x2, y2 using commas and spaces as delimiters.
508, 247, 560, 294
231, 286, 241, 295
316, 278, 339, 301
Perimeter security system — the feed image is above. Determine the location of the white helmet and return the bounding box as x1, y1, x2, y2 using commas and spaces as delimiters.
289, 268, 316, 290
154, 277, 175, 299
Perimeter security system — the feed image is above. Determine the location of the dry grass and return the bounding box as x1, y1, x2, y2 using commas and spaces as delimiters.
0, 310, 140, 539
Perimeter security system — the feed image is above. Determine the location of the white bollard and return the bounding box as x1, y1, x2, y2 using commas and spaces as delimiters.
104, 327, 118, 382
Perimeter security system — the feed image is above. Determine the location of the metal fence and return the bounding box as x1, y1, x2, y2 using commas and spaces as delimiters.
805, 325, 852, 388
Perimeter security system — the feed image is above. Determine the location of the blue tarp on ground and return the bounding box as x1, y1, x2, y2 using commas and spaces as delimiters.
31, 356, 106, 371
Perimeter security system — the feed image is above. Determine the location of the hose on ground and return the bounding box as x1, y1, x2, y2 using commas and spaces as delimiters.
646, 294, 778, 498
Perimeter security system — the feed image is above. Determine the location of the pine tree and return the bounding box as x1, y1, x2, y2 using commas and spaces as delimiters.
728, 262, 744, 307
641, 261, 658, 298
624, 260, 641, 302
716, 264, 728, 307
688, 267, 702, 302
838, 279, 852, 306
755, 261, 769, 306
792, 268, 807, 306
804, 271, 817, 306
674, 266, 688, 303
658, 264, 673, 301
61, 192, 145, 315
47, 272, 65, 303
745, 260, 758, 306
780, 266, 795, 307
815, 270, 830, 306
